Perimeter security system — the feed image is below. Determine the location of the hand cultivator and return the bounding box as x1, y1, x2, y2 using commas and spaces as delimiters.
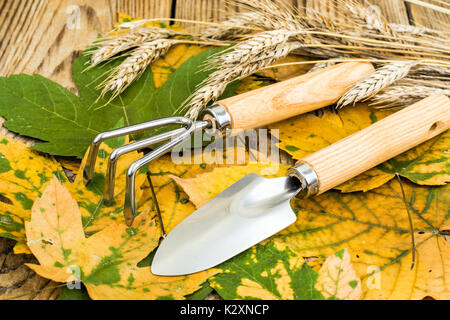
83, 62, 374, 227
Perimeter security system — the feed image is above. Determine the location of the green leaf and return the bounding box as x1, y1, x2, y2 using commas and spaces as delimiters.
59, 285, 91, 300
0, 45, 238, 158
209, 241, 325, 300
185, 282, 214, 300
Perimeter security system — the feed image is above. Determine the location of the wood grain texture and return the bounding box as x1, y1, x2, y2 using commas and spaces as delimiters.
0, 238, 60, 300
174, 0, 301, 32
0, 0, 444, 300
300, 95, 450, 194
0, 0, 172, 92
406, 0, 450, 31
217, 62, 375, 130
0, 0, 173, 301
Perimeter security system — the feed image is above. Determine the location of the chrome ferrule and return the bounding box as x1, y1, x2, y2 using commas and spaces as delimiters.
287, 162, 319, 198
200, 104, 232, 134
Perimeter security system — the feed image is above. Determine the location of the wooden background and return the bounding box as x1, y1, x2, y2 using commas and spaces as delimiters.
0, 0, 448, 299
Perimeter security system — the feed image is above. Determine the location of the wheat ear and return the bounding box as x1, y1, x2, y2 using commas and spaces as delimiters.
370, 85, 450, 109
101, 39, 175, 97
88, 27, 178, 67
337, 61, 417, 107
184, 30, 299, 119
200, 12, 260, 41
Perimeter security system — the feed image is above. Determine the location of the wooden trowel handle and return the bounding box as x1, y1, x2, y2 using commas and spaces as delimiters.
216, 61, 375, 130
297, 95, 450, 195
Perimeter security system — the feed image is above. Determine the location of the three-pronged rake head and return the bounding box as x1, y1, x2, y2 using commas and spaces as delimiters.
83, 105, 232, 228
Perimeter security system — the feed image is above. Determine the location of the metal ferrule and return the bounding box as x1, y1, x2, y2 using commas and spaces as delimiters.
287, 162, 319, 198
200, 104, 232, 135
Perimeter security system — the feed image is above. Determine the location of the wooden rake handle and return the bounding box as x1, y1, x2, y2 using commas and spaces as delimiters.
297, 95, 450, 195
216, 61, 375, 130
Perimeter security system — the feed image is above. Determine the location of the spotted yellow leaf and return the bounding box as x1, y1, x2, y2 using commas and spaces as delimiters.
315, 249, 362, 300
0, 134, 66, 252
173, 162, 290, 208
26, 177, 217, 300
68, 133, 147, 234
174, 163, 450, 299
276, 180, 450, 300
210, 241, 361, 300
269, 103, 449, 191
210, 242, 325, 300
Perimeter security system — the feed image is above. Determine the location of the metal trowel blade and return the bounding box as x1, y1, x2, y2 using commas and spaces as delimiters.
151, 173, 302, 276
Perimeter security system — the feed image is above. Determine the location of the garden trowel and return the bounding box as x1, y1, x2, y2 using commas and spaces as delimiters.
151, 95, 450, 276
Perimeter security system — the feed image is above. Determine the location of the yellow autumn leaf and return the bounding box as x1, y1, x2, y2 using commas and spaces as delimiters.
173, 163, 450, 300
277, 181, 450, 300
0, 134, 67, 253
68, 135, 148, 233
57, 157, 81, 173
260, 55, 312, 81
209, 240, 361, 300
315, 249, 362, 300
173, 162, 290, 208
26, 177, 217, 300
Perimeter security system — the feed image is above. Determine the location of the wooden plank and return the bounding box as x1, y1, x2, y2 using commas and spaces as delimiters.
407, 0, 450, 31
370, 0, 409, 24
174, 0, 300, 32
112, 0, 173, 20
0, 0, 172, 301
0, 0, 173, 92
303, 0, 410, 24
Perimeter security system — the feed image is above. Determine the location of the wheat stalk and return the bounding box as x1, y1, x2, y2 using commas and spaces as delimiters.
88, 27, 179, 67
337, 61, 418, 107
101, 39, 175, 98
370, 85, 450, 109
199, 12, 260, 40
184, 30, 300, 119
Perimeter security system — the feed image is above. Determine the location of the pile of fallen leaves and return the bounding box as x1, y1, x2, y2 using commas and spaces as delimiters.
0, 14, 448, 300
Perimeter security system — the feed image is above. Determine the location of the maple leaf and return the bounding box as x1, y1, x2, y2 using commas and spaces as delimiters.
174, 164, 450, 299
0, 134, 67, 253
269, 103, 449, 191
209, 242, 361, 300
25, 177, 217, 300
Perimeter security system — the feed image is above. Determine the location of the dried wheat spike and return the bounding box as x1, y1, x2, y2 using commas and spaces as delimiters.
389, 24, 443, 37
89, 27, 178, 67
231, 0, 303, 31
337, 61, 417, 108
184, 31, 299, 119
370, 85, 450, 109
200, 12, 260, 41
102, 39, 174, 97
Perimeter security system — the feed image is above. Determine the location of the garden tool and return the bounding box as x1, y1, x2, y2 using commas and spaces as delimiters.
151, 95, 450, 276
83, 61, 375, 227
